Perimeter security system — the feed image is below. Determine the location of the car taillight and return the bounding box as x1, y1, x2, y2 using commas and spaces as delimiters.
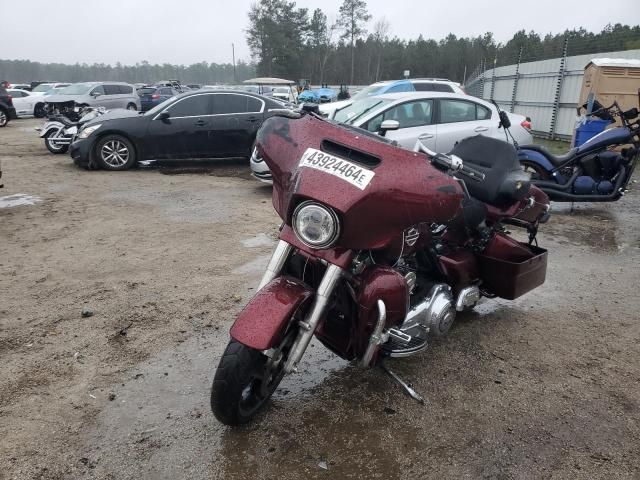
152, 94, 160, 99
521, 119, 531, 130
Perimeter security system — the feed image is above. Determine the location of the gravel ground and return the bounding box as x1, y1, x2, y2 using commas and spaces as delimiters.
1, 118, 639, 480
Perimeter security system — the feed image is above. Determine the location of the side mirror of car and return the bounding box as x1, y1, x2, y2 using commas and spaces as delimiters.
91, 91, 102, 97
378, 120, 400, 137
158, 111, 171, 121
498, 111, 511, 129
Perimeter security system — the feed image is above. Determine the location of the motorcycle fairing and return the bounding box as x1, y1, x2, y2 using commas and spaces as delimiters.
257, 114, 465, 251
230, 275, 313, 350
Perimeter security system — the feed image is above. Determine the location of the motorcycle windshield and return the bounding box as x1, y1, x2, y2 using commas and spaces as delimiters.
257, 114, 464, 250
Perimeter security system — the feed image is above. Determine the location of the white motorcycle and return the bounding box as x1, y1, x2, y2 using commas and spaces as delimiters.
37, 106, 106, 154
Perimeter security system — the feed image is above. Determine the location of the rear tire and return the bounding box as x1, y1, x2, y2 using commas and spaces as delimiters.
95, 134, 136, 170
0, 108, 8, 127
34, 103, 46, 118
521, 161, 550, 181
44, 130, 69, 154
211, 332, 294, 425
126, 103, 137, 111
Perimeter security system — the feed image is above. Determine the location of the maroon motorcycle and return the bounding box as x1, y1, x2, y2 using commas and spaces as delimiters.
211, 111, 551, 425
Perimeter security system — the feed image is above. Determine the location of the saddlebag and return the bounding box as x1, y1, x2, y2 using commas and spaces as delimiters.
476, 233, 547, 300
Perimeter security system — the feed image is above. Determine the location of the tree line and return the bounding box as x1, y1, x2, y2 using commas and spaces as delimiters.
0, 59, 255, 85
247, 0, 640, 85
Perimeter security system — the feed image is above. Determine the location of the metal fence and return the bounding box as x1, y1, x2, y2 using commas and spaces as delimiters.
465, 48, 640, 140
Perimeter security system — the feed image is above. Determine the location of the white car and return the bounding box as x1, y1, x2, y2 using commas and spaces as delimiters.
7, 89, 40, 116
319, 78, 466, 119
250, 92, 532, 183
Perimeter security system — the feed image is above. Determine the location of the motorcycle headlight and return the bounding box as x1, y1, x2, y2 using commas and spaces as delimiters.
78, 123, 102, 139
293, 201, 340, 249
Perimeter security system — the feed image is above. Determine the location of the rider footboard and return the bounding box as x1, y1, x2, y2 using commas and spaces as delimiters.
477, 234, 548, 300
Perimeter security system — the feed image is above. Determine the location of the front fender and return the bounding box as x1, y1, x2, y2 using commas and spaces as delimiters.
39, 122, 64, 137
230, 276, 313, 350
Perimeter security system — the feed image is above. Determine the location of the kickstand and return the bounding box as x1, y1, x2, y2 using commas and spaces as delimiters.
380, 360, 425, 405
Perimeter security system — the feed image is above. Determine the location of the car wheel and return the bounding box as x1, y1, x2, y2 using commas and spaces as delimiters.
0, 108, 8, 127
34, 103, 46, 118
44, 129, 69, 154
126, 103, 137, 111
95, 135, 136, 171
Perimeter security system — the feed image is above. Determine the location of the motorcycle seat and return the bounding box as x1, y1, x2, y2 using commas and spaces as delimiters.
52, 115, 79, 128
450, 135, 531, 207
519, 144, 578, 167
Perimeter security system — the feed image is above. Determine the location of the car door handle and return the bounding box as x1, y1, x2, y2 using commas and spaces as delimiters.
194, 119, 207, 127
418, 133, 434, 140
246, 116, 259, 123
474, 126, 489, 132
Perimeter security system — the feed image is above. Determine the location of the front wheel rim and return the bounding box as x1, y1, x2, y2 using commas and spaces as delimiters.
0, 111, 6, 126
101, 140, 130, 167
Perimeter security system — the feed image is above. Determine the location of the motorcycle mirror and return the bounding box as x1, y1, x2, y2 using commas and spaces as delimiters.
300, 103, 320, 114
499, 110, 512, 129
624, 108, 639, 120
378, 120, 400, 137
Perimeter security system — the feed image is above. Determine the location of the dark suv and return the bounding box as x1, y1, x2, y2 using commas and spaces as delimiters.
0, 85, 18, 127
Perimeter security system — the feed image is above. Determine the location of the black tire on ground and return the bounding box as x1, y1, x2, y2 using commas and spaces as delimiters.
34, 103, 46, 118
126, 103, 137, 111
94, 134, 137, 170
211, 338, 289, 426
44, 130, 69, 154
0, 108, 9, 127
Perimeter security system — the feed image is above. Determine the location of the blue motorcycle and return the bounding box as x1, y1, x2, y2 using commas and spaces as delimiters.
515, 101, 639, 202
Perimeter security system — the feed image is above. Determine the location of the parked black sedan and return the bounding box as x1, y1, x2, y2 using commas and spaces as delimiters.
69, 90, 287, 170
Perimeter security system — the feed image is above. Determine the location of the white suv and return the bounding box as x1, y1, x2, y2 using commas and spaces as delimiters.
319, 78, 465, 118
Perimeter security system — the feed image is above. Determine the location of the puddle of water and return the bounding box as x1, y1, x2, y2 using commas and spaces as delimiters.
231, 255, 270, 275
0, 193, 42, 208
241, 233, 276, 248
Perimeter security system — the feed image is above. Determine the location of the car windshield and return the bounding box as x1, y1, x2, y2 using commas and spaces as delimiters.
334, 98, 391, 125
44, 88, 62, 96
351, 84, 388, 101
139, 87, 157, 94
273, 87, 289, 94
32, 84, 53, 92
59, 83, 93, 95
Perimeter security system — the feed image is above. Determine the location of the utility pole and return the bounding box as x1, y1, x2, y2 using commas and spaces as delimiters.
232, 43, 237, 84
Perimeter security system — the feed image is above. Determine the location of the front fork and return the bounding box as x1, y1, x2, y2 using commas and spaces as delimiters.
258, 240, 344, 374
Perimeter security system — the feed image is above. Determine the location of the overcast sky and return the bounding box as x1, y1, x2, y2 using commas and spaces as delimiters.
4, 0, 638, 66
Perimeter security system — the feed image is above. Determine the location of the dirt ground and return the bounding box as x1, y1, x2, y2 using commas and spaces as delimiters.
1, 117, 639, 480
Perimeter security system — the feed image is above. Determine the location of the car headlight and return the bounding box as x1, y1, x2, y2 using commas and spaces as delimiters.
293, 201, 340, 249
251, 147, 263, 163
77, 124, 102, 139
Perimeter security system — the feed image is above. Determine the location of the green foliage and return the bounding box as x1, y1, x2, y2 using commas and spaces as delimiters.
0, 59, 255, 84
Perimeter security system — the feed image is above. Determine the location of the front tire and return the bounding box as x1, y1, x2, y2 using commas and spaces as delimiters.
44, 129, 69, 154
34, 103, 46, 118
95, 134, 136, 170
211, 332, 294, 425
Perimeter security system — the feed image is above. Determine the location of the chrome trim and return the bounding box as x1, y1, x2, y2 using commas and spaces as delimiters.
360, 300, 387, 367
284, 264, 343, 373
455, 285, 480, 311
257, 240, 293, 290
292, 201, 341, 249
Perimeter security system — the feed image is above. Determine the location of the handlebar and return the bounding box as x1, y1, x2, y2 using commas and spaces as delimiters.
416, 142, 486, 182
